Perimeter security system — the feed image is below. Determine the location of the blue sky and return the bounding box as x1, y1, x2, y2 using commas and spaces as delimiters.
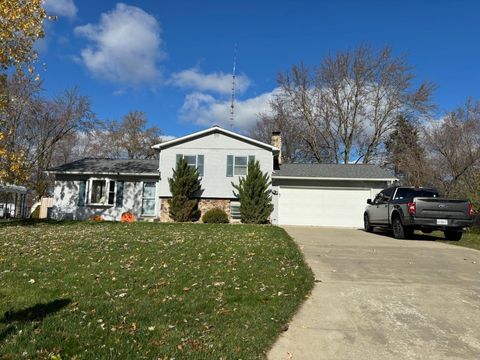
40, 0, 480, 138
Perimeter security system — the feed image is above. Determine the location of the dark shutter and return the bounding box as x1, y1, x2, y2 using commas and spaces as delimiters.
116, 181, 124, 207
226, 155, 233, 177
176, 154, 182, 166
197, 155, 204, 176
78, 181, 86, 207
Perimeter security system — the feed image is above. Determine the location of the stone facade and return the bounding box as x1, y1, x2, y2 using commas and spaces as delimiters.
160, 198, 232, 223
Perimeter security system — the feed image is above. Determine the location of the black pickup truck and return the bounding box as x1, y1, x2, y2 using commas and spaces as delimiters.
364, 186, 474, 240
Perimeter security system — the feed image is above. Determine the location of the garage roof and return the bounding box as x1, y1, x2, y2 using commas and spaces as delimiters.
47, 158, 159, 176
273, 163, 396, 180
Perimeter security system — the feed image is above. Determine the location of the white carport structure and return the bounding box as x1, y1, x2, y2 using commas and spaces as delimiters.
271, 164, 397, 228
0, 184, 29, 218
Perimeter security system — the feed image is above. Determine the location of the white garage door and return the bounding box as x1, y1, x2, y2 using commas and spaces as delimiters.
278, 187, 372, 228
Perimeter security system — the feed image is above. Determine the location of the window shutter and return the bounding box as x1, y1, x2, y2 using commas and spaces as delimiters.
116, 181, 124, 207
197, 155, 204, 176
226, 155, 234, 177
248, 155, 255, 164
176, 154, 182, 166
78, 181, 86, 207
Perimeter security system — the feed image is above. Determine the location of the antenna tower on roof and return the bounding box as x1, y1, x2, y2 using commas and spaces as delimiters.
230, 44, 237, 130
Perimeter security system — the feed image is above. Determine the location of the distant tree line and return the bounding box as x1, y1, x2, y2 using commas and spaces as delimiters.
250, 45, 480, 207
0, 73, 163, 198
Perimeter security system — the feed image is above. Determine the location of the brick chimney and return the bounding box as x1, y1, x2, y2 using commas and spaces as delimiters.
272, 131, 282, 167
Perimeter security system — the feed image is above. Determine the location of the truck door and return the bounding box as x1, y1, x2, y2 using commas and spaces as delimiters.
378, 187, 394, 225
369, 191, 386, 223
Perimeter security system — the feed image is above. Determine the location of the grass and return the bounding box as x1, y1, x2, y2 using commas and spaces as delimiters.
0, 221, 313, 359
439, 228, 480, 251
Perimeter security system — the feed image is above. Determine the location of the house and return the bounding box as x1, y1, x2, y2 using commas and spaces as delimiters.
47, 126, 396, 227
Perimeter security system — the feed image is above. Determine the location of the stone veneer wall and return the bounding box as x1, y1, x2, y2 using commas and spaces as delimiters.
160, 198, 232, 223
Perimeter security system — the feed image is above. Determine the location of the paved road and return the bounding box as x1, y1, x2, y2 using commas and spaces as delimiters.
268, 227, 480, 360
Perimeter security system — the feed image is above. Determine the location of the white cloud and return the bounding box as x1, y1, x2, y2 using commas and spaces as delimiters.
170, 68, 251, 95
44, 0, 77, 19
179, 90, 278, 130
161, 135, 176, 142
74, 3, 164, 87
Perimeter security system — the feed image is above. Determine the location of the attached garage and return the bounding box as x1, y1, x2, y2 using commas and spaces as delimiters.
271, 164, 397, 228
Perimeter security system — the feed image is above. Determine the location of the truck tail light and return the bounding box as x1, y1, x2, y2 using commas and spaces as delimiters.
467, 203, 475, 217
407, 202, 416, 215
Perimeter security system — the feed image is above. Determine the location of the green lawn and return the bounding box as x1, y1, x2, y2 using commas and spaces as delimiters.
439, 228, 480, 251
0, 221, 313, 359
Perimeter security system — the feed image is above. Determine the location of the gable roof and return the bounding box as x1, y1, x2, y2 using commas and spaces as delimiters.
152, 125, 279, 152
47, 158, 159, 176
273, 163, 397, 181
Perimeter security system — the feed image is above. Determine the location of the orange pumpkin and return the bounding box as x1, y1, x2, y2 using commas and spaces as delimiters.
121, 212, 135, 223
91, 214, 104, 222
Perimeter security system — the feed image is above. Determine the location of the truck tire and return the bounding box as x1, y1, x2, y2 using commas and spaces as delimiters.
364, 214, 373, 232
444, 230, 462, 241
392, 216, 413, 239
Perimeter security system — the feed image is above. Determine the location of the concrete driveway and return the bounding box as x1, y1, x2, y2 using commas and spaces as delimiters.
268, 227, 480, 360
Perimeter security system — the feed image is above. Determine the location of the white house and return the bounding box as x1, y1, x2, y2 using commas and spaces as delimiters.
48, 126, 396, 227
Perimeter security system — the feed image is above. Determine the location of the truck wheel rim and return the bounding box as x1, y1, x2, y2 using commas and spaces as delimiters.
393, 219, 401, 236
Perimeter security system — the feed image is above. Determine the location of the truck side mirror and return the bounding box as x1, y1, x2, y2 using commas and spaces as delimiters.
367, 199, 372, 205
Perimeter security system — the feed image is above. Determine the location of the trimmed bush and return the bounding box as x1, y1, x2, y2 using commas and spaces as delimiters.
202, 208, 229, 223
168, 158, 202, 222
232, 159, 273, 224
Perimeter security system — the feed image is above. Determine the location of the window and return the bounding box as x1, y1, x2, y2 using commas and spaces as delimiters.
91, 180, 106, 204
373, 188, 395, 204
227, 155, 255, 177
394, 188, 438, 200
142, 182, 156, 216
176, 154, 204, 176
89, 179, 115, 205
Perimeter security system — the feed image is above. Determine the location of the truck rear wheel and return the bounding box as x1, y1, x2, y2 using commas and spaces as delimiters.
392, 216, 412, 239
444, 230, 462, 241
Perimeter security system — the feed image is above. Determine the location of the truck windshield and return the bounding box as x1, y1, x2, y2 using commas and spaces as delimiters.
394, 188, 439, 200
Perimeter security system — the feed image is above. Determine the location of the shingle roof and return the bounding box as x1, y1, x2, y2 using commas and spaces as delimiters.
152, 125, 279, 152
273, 163, 396, 180
47, 158, 159, 175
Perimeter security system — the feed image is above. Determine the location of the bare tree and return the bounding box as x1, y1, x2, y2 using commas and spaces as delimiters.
249, 104, 309, 163
259, 45, 435, 164
424, 99, 480, 200
0, 74, 95, 196
86, 111, 162, 159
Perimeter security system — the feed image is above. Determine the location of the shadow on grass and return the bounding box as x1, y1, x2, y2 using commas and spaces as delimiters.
0, 299, 71, 342
1, 299, 71, 323
0, 219, 98, 228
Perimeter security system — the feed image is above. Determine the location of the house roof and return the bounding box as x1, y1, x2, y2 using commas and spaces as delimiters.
47, 158, 159, 176
273, 163, 397, 181
152, 125, 279, 152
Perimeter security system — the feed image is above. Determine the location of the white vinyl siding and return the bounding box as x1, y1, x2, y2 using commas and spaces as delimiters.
159, 133, 273, 199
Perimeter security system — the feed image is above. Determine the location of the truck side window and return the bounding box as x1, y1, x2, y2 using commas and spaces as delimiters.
373, 192, 384, 205
383, 188, 394, 201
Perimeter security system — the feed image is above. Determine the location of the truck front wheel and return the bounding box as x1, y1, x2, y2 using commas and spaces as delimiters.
364, 214, 373, 232
392, 216, 413, 239
444, 230, 462, 241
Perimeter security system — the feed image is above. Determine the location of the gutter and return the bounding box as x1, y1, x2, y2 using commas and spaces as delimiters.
45, 171, 160, 177
272, 175, 398, 181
